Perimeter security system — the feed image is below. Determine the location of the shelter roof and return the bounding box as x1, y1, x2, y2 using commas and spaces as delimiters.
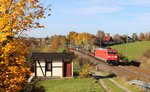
31, 52, 75, 60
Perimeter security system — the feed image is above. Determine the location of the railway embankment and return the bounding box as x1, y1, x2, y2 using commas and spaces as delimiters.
71, 49, 150, 91
71, 49, 150, 82
92, 71, 133, 92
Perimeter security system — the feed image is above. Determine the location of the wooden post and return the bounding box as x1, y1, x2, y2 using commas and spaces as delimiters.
34, 60, 37, 77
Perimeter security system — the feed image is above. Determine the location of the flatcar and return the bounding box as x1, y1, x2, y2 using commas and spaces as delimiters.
95, 47, 118, 65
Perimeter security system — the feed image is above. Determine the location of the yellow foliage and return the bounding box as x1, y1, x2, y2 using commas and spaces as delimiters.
79, 64, 91, 78
0, 0, 45, 91
68, 31, 94, 47
0, 40, 31, 92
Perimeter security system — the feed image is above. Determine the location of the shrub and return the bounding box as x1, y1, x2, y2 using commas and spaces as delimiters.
31, 86, 45, 92
118, 52, 127, 60
73, 70, 80, 77
20, 77, 46, 92
139, 48, 150, 70
142, 48, 150, 58
79, 64, 91, 78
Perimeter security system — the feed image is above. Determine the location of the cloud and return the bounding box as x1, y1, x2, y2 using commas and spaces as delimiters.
132, 13, 150, 26
128, 0, 150, 6
73, 0, 150, 15
120, 12, 150, 21
111, 12, 150, 34
75, 6, 123, 15
87, 0, 150, 7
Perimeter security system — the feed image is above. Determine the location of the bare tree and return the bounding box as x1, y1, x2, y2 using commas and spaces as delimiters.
139, 32, 145, 41
96, 30, 105, 47
145, 32, 150, 41
132, 33, 138, 41
113, 34, 124, 44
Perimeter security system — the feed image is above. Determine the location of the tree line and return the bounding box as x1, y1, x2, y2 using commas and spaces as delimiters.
23, 31, 150, 53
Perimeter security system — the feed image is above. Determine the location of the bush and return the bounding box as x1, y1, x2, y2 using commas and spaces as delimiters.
139, 48, 150, 70
142, 48, 150, 58
31, 86, 45, 92
79, 64, 91, 78
118, 52, 127, 60
73, 70, 80, 77
20, 77, 46, 92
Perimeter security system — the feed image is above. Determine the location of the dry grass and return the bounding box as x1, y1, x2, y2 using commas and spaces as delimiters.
113, 77, 141, 92
139, 57, 150, 70
139, 48, 150, 70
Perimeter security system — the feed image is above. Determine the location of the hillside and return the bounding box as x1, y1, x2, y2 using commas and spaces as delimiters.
111, 41, 150, 60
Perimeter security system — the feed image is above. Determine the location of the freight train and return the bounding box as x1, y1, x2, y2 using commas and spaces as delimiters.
95, 47, 118, 65
74, 46, 119, 65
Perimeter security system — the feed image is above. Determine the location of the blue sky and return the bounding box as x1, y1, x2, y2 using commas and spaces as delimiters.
26, 0, 150, 37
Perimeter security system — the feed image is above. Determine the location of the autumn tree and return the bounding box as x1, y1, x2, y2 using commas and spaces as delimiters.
113, 34, 124, 44
68, 31, 78, 46
75, 33, 82, 46
96, 30, 105, 47
85, 33, 95, 46
49, 35, 60, 52
58, 36, 67, 52
68, 31, 94, 49
132, 33, 138, 41
79, 33, 94, 47
139, 32, 145, 41
0, 0, 46, 91
145, 32, 150, 41
121, 35, 128, 43
50, 35, 67, 52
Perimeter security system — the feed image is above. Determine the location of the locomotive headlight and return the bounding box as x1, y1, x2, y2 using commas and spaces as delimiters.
114, 56, 117, 58
108, 56, 111, 58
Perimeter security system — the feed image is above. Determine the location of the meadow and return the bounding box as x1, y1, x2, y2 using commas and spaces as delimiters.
111, 41, 150, 60
36, 78, 105, 92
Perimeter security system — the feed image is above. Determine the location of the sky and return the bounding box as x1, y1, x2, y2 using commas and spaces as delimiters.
26, 0, 150, 37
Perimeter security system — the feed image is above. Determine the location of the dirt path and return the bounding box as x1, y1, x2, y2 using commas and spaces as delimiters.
99, 78, 111, 92
109, 78, 132, 92
92, 71, 132, 92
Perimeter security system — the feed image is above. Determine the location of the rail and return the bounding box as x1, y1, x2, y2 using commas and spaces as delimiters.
70, 48, 150, 82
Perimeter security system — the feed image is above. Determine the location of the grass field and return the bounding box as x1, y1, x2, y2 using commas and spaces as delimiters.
102, 79, 125, 92
36, 78, 105, 92
113, 77, 141, 92
111, 41, 150, 60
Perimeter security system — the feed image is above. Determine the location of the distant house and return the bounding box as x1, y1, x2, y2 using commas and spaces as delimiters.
104, 35, 115, 45
31, 52, 75, 77
127, 37, 134, 43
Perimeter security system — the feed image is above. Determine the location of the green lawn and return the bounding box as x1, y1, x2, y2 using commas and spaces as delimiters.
96, 71, 141, 92
111, 41, 150, 60
102, 79, 125, 92
36, 78, 105, 92
113, 77, 141, 92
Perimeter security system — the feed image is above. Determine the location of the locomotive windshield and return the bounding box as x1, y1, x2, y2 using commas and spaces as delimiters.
108, 51, 117, 54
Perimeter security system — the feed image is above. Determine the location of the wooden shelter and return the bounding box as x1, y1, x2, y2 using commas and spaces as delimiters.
31, 52, 75, 77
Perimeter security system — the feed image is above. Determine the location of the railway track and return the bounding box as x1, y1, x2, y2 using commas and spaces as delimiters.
112, 66, 150, 82
70, 48, 150, 82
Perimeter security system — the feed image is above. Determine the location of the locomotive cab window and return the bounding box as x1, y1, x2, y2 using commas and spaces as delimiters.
46, 62, 52, 71
108, 52, 117, 54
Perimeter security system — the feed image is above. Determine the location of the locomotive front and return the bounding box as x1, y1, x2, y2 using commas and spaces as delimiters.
107, 48, 118, 64
95, 47, 118, 65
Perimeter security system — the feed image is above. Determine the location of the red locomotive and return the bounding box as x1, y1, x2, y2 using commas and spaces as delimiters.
95, 47, 118, 65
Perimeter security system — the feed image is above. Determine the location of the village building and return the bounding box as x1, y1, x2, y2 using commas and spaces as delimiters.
31, 52, 75, 77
